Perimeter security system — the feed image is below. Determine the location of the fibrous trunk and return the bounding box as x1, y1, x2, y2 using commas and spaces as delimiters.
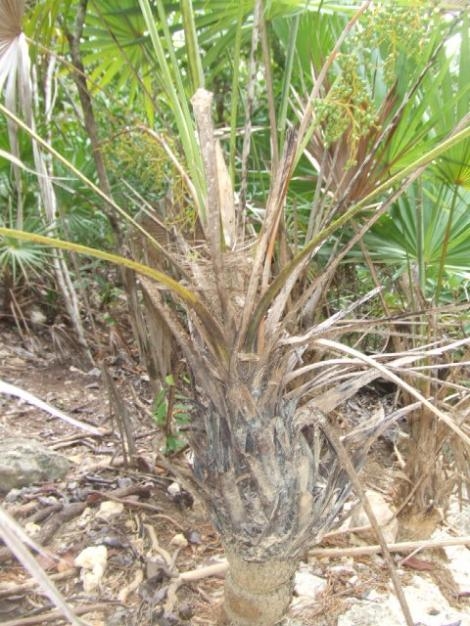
221, 549, 298, 626
191, 398, 373, 625
404, 407, 449, 515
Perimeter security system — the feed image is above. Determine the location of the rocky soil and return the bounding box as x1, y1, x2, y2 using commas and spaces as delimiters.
0, 322, 469, 626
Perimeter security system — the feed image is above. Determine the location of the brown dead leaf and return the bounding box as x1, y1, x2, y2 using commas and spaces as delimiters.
56, 554, 76, 572
36, 550, 58, 571
400, 555, 435, 571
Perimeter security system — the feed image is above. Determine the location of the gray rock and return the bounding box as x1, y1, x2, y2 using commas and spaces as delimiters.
0, 438, 70, 492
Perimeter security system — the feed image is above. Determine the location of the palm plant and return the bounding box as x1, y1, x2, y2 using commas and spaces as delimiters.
346, 19, 470, 514
347, 186, 470, 512
0, 0, 91, 351
2, 1, 470, 625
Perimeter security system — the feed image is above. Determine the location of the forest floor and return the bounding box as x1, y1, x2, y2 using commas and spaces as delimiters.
0, 320, 469, 626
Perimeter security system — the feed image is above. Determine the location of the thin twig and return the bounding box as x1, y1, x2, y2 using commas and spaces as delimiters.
0, 602, 115, 626
87, 491, 163, 514
317, 412, 415, 626
118, 568, 144, 604
309, 534, 470, 558
164, 561, 229, 615
0, 569, 78, 599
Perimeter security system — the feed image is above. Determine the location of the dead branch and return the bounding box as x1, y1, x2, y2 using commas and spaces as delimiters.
0, 602, 115, 626
0, 569, 78, 599
309, 534, 470, 558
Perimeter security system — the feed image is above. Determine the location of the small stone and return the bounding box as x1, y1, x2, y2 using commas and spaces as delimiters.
24, 522, 41, 538
294, 565, 327, 598
116, 476, 133, 489
167, 482, 181, 497
185, 529, 202, 545
96, 501, 124, 521
77, 507, 94, 528
350, 489, 398, 544
30, 308, 46, 325
74, 545, 108, 570
74, 545, 108, 592
170, 533, 188, 547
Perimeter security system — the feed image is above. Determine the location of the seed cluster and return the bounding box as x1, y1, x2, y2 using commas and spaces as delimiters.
314, 1, 438, 167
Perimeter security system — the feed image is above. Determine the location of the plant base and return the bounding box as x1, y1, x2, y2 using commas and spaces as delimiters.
221, 550, 298, 626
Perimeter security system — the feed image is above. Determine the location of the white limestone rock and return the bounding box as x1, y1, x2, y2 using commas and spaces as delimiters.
349, 489, 398, 544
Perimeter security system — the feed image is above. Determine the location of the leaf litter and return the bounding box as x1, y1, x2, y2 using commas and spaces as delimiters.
0, 324, 469, 626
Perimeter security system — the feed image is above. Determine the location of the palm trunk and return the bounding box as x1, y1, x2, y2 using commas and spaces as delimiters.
189, 396, 367, 626
221, 549, 298, 626
404, 407, 447, 514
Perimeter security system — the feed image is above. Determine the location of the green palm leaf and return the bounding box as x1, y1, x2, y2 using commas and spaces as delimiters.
431, 13, 470, 187
365, 185, 470, 267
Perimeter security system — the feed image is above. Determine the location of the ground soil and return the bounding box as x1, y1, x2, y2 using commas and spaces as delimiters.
0, 321, 469, 626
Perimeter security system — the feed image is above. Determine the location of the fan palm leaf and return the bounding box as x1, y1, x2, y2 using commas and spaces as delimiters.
360, 184, 470, 272
0, 0, 91, 348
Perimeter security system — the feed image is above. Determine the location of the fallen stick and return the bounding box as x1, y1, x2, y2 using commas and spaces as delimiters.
49, 431, 111, 449
0, 507, 83, 626
164, 561, 229, 614
149, 533, 470, 590
179, 561, 229, 582
0, 602, 114, 626
87, 490, 164, 514
0, 380, 105, 436
308, 534, 470, 558
0, 569, 78, 599
0, 502, 87, 564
